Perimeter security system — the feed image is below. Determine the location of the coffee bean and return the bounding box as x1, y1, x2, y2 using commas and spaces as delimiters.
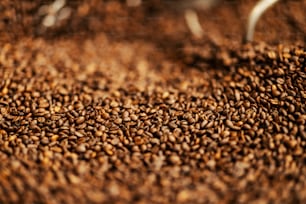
76, 144, 86, 153
76, 116, 85, 124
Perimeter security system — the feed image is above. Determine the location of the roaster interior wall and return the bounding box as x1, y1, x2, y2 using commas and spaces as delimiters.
1, 0, 305, 44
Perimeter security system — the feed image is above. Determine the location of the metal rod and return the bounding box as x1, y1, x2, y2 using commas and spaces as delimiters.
246, 0, 279, 41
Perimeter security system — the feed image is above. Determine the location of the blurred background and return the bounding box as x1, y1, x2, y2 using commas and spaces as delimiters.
0, 0, 305, 45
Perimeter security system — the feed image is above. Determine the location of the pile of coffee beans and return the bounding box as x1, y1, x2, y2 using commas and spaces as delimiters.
0, 37, 305, 203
